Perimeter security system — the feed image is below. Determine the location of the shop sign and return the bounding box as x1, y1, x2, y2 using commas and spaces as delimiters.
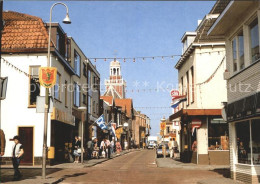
160, 122, 166, 130
191, 118, 202, 128
170, 90, 179, 98
116, 127, 123, 139
51, 107, 75, 126
39, 67, 57, 88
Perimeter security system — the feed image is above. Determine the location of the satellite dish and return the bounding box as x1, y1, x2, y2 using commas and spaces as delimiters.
221, 107, 227, 121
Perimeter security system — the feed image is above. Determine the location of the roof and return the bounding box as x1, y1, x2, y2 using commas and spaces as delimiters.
115, 98, 133, 118
169, 109, 222, 121
100, 96, 113, 106
2, 11, 49, 51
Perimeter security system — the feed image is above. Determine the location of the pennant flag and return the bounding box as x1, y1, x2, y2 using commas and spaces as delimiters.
171, 96, 187, 109
95, 115, 108, 130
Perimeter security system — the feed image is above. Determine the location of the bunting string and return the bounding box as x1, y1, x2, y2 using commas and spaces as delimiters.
1, 57, 39, 83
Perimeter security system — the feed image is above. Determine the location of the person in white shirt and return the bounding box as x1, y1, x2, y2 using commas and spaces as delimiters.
11, 136, 24, 181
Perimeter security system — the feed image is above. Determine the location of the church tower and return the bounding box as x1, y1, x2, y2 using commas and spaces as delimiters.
104, 60, 126, 99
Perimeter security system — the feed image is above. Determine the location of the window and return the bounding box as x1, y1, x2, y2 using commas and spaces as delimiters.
29, 66, 40, 106
236, 121, 250, 164
251, 119, 260, 165
54, 73, 61, 100
88, 95, 92, 114
238, 32, 245, 69
83, 94, 87, 105
56, 32, 60, 51
191, 67, 194, 103
166, 126, 170, 134
186, 71, 189, 105
88, 70, 91, 90
93, 101, 95, 113
232, 38, 237, 72
208, 118, 229, 150
74, 83, 80, 107
250, 19, 259, 63
65, 39, 71, 62
74, 50, 81, 76
65, 80, 68, 107
83, 63, 87, 77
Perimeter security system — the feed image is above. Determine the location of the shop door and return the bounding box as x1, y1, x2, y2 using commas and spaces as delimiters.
19, 127, 33, 165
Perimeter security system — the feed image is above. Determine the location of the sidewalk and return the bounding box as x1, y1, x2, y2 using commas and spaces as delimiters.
0, 149, 138, 184
156, 158, 242, 184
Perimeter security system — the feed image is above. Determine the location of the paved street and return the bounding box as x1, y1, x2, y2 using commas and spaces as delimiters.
1, 150, 239, 184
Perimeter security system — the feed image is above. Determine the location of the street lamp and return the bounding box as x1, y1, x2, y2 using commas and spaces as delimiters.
78, 106, 87, 164
42, 2, 71, 179
161, 116, 166, 158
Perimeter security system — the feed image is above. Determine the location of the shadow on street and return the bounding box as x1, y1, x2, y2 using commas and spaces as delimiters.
211, 168, 230, 178
0, 168, 61, 183
51, 173, 87, 184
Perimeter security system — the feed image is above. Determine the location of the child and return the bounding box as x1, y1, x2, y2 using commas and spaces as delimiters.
12, 136, 24, 181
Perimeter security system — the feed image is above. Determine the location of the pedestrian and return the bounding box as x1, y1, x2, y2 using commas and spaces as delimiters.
0, 129, 6, 156
87, 138, 93, 160
116, 140, 122, 155
110, 137, 115, 154
168, 138, 174, 158
100, 138, 106, 158
11, 136, 24, 181
106, 138, 111, 159
124, 139, 128, 150
73, 136, 81, 163
173, 138, 178, 159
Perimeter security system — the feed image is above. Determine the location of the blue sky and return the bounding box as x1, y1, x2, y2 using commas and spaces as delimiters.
4, 1, 215, 136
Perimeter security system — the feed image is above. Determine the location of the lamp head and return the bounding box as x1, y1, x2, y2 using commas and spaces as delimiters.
63, 13, 71, 24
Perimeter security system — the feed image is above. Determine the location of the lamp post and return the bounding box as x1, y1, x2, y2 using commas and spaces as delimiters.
42, 2, 71, 179
161, 116, 166, 158
78, 107, 87, 164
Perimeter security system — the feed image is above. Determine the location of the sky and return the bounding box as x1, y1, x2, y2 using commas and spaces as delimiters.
4, 1, 215, 136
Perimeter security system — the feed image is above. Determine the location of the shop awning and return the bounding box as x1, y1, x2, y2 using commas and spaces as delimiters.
169, 109, 222, 121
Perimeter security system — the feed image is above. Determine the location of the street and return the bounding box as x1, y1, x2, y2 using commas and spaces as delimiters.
1, 150, 234, 184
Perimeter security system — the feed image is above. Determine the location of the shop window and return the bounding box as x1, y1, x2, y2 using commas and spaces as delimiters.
29, 66, 40, 106
250, 18, 259, 63
236, 121, 250, 164
208, 118, 229, 150
251, 119, 260, 165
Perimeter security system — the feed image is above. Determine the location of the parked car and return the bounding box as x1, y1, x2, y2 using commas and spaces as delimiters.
147, 140, 157, 149
156, 144, 170, 158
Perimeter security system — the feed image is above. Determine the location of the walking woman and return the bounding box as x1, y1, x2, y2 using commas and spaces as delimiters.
116, 140, 122, 155
73, 136, 81, 163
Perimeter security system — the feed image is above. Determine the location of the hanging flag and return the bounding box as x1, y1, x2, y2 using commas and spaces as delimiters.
39, 67, 57, 88
95, 115, 107, 130
171, 96, 187, 109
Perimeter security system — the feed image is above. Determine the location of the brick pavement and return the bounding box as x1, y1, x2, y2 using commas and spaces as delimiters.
0, 150, 243, 184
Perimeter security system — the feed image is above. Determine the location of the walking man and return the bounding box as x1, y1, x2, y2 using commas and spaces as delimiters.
12, 136, 24, 181
110, 137, 115, 154
0, 129, 6, 156
106, 138, 111, 159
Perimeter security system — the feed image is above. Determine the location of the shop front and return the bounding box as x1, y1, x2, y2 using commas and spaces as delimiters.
50, 107, 76, 164
228, 92, 260, 183
170, 109, 229, 165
